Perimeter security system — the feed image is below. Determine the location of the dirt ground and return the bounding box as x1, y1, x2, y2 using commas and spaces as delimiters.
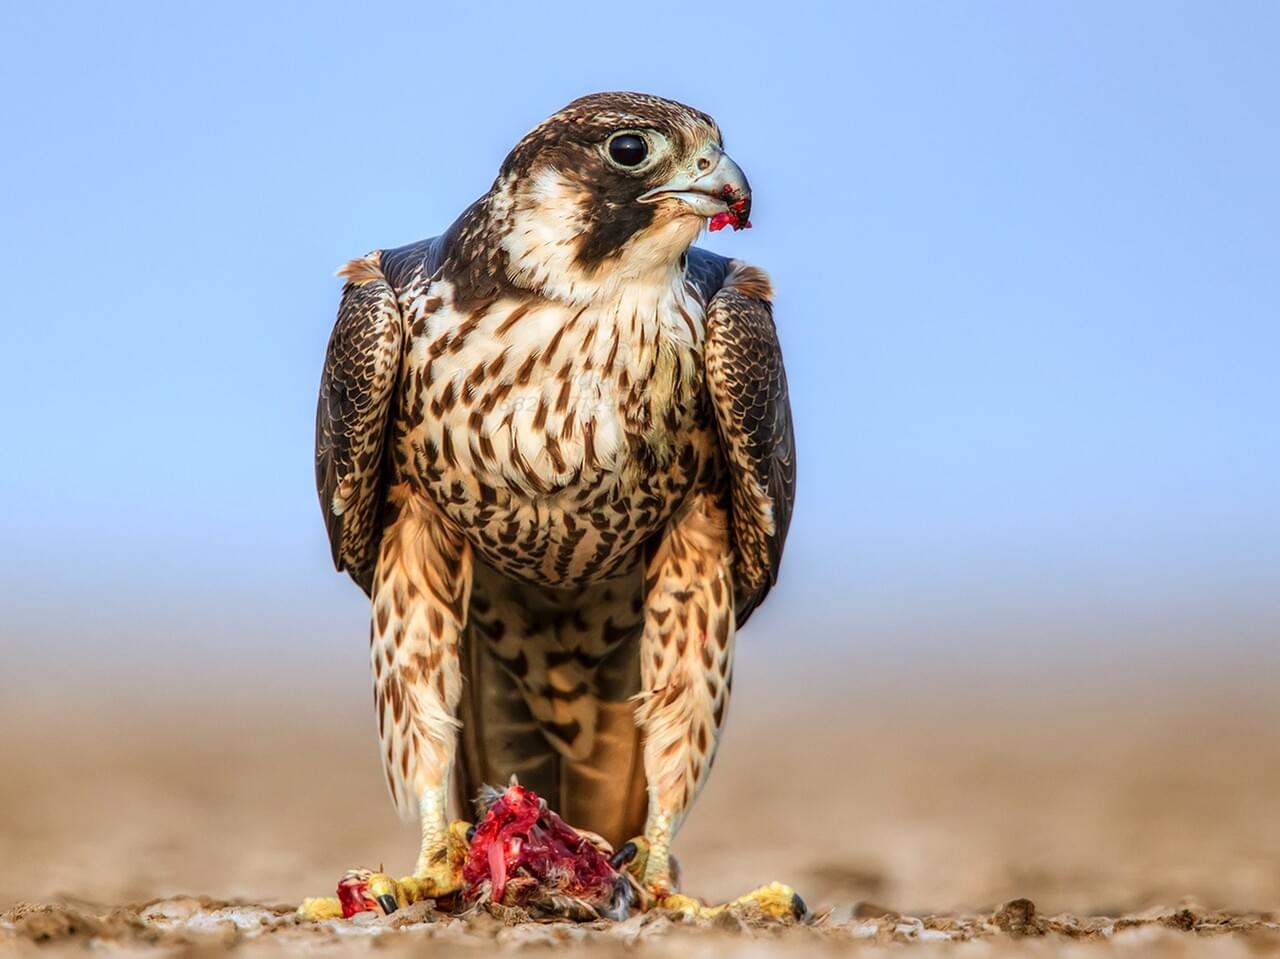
3, 662, 1278, 955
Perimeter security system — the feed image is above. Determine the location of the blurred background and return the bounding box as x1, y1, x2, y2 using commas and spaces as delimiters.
1, 1, 1277, 916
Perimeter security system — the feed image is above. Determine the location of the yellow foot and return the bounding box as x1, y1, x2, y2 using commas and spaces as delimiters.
411, 819, 471, 900
610, 837, 802, 922
658, 883, 808, 922
611, 836, 677, 899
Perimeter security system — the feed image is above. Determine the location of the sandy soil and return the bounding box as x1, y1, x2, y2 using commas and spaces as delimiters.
3, 667, 1278, 955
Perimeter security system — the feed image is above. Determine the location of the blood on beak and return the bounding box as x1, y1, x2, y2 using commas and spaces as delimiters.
639, 148, 752, 231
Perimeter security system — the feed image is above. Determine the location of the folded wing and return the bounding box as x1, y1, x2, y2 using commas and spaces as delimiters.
315, 252, 404, 595
701, 260, 797, 626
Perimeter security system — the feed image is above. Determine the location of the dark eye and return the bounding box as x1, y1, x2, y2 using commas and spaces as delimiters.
608, 133, 648, 167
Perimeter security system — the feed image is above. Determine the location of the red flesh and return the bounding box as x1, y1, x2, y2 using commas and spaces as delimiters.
336, 874, 376, 918
707, 185, 752, 232
708, 212, 734, 232
463, 783, 618, 906
708, 198, 752, 232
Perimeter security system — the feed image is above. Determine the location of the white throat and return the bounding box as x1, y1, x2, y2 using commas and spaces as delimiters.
491, 168, 704, 311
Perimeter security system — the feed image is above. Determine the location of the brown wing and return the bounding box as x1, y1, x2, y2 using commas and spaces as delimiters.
701, 259, 797, 626
315, 252, 403, 595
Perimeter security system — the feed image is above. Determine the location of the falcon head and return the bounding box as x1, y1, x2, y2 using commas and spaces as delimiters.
488, 92, 752, 302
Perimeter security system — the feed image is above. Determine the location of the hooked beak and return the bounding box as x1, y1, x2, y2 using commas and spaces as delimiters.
638, 147, 752, 230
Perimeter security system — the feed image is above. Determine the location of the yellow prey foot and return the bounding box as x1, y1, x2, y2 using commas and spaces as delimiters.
297, 896, 344, 920
296, 869, 430, 919
296, 821, 471, 920
660, 882, 808, 922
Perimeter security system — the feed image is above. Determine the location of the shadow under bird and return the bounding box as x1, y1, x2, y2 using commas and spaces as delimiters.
313, 91, 796, 910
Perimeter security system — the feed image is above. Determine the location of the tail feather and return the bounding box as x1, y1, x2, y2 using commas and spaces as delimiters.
454, 623, 559, 816
454, 559, 648, 847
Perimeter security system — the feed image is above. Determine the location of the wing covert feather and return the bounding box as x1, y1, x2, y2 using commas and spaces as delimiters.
701, 260, 796, 626
315, 252, 403, 594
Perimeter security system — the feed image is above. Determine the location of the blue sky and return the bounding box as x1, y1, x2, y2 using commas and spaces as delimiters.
2, 2, 1277, 685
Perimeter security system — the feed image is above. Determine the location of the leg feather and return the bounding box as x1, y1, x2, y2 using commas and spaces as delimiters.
370, 491, 472, 880
634, 492, 736, 891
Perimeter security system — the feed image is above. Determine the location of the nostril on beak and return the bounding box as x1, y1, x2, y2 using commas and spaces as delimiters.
697, 157, 712, 172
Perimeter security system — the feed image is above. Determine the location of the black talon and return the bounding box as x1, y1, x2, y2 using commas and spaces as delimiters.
790, 892, 808, 919
376, 894, 398, 915
466, 824, 478, 843
610, 841, 639, 870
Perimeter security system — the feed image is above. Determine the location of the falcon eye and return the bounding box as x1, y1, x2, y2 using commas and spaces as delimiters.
607, 133, 648, 167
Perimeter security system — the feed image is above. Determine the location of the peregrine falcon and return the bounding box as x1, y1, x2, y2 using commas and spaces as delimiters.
315, 92, 795, 899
